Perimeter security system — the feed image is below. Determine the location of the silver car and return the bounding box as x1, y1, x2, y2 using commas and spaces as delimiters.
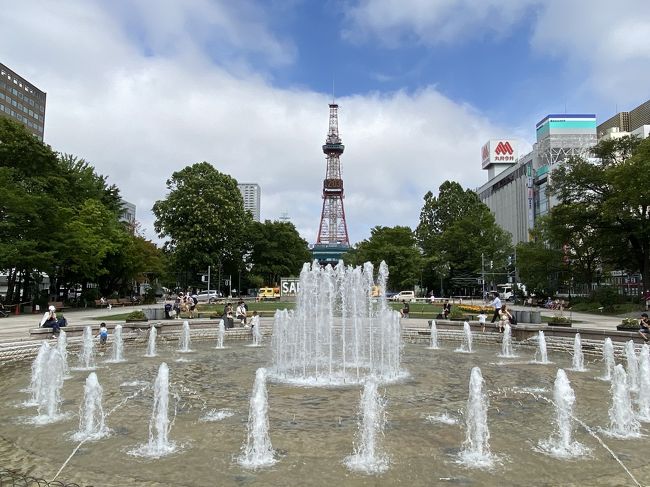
196, 290, 218, 303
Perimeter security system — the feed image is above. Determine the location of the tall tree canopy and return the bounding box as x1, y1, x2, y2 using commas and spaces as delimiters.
246, 220, 311, 286
549, 136, 650, 290
0, 118, 142, 303
153, 162, 252, 289
416, 181, 513, 294
344, 226, 422, 290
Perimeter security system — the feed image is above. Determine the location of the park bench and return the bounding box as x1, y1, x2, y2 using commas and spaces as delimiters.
47, 301, 67, 311
107, 299, 123, 307
94, 299, 108, 308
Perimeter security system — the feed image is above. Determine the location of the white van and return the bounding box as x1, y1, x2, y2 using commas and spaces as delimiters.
389, 291, 416, 302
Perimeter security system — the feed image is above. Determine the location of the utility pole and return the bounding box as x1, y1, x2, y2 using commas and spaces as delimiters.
207, 265, 211, 295
481, 253, 486, 300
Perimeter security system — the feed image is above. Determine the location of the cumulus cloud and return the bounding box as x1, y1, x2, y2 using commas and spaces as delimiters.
344, 0, 650, 108
0, 0, 505, 245
343, 0, 539, 46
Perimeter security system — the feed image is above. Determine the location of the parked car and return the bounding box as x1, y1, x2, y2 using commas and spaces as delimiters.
389, 291, 416, 302
196, 290, 218, 303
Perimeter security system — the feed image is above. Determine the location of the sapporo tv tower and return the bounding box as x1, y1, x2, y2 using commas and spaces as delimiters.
311, 102, 351, 265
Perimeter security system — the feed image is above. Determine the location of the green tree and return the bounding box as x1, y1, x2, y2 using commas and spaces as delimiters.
549, 136, 650, 290
153, 162, 252, 290
246, 220, 311, 285
344, 226, 422, 290
515, 226, 563, 295
416, 180, 513, 294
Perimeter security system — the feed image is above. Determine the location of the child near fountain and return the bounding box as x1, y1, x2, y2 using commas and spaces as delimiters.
97, 322, 108, 347
477, 311, 488, 332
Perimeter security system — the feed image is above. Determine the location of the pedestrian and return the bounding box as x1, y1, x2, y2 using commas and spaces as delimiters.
490, 293, 502, 323
639, 313, 650, 343
236, 300, 247, 325
442, 300, 452, 319
498, 304, 513, 332
400, 300, 410, 318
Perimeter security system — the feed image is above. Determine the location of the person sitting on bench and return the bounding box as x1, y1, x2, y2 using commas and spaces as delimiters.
400, 300, 410, 318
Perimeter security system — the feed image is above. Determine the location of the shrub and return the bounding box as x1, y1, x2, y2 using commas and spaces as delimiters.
619, 318, 639, 329
126, 310, 147, 321
550, 314, 571, 324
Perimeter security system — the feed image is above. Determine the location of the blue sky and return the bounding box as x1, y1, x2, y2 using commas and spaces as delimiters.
1, 0, 649, 244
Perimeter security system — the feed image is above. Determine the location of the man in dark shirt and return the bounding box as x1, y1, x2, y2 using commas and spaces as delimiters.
639, 313, 650, 343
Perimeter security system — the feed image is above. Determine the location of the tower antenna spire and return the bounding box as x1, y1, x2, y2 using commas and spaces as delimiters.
314, 102, 350, 262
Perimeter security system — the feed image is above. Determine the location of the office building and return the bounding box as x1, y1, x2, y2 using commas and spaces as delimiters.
120, 199, 136, 232
0, 62, 46, 140
597, 99, 650, 139
477, 114, 596, 245
238, 183, 261, 222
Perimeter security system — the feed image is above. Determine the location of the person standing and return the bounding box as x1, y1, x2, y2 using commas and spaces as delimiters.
490, 293, 502, 323
639, 313, 650, 343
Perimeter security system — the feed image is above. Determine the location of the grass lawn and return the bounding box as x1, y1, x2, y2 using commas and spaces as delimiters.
565, 302, 643, 315
92, 312, 133, 321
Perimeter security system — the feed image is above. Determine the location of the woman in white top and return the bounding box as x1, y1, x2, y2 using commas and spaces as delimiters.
498, 304, 513, 332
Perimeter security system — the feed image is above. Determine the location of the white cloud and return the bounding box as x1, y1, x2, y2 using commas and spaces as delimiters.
530, 1, 650, 107
345, 0, 650, 109
343, 0, 539, 46
1, 0, 504, 246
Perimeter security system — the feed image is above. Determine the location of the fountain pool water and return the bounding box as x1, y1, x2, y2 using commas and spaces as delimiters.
638, 344, 650, 421
145, 325, 157, 357
455, 322, 473, 353
34, 347, 65, 424
215, 319, 226, 349
535, 331, 550, 364
77, 326, 96, 370
270, 261, 403, 385
606, 364, 640, 438
344, 376, 389, 474
571, 333, 586, 372
600, 338, 615, 381
3, 340, 650, 486
57, 330, 70, 377
624, 340, 639, 392
499, 324, 515, 358
72, 372, 109, 441
537, 369, 589, 458
178, 321, 192, 353
108, 325, 125, 363
427, 320, 439, 349
130, 362, 176, 458
238, 367, 275, 469
458, 366, 493, 468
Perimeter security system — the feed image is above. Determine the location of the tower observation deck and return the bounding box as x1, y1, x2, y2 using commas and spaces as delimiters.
312, 103, 350, 265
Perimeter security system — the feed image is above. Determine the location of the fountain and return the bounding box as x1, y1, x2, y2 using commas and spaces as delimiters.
215, 319, 226, 349
624, 340, 639, 392
637, 344, 650, 421
571, 333, 586, 371
238, 367, 276, 469
72, 372, 109, 441
535, 331, 549, 364
35, 348, 65, 423
131, 362, 175, 457
108, 324, 125, 363
600, 337, 615, 381
344, 376, 389, 474
456, 322, 473, 353
57, 330, 69, 377
537, 369, 589, 458
77, 325, 96, 370
270, 261, 402, 385
606, 364, 640, 438
499, 324, 514, 358
145, 325, 157, 357
252, 315, 262, 346
458, 366, 493, 468
178, 321, 192, 353
27, 342, 50, 407
427, 320, 439, 349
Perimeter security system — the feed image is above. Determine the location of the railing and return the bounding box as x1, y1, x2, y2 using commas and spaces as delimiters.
0, 467, 88, 487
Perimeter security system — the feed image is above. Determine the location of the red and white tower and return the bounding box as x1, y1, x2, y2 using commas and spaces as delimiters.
316, 103, 350, 247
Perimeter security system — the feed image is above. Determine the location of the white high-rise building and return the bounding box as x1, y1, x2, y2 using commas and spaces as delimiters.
238, 183, 261, 222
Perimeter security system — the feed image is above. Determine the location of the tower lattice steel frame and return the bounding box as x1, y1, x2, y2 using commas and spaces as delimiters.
316, 103, 350, 246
